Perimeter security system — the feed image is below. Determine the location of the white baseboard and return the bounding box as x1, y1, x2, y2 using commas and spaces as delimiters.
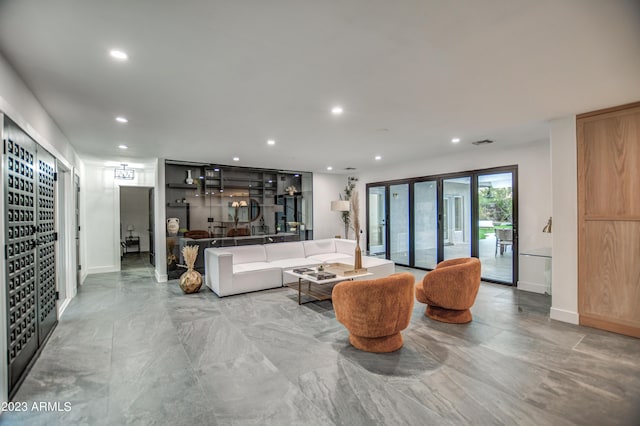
58, 298, 72, 317
86, 265, 119, 275
517, 280, 546, 294
550, 307, 579, 324
155, 270, 167, 283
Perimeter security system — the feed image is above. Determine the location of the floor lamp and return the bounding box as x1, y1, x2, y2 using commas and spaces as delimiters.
331, 200, 350, 238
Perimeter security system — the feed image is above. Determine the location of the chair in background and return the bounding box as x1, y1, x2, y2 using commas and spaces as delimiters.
495, 228, 513, 256
184, 230, 210, 239
415, 257, 481, 324
227, 227, 250, 237
333, 272, 415, 353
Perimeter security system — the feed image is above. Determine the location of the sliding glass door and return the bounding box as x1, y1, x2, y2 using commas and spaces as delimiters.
477, 172, 515, 282
367, 186, 386, 255
443, 177, 471, 260
414, 180, 438, 269
389, 183, 410, 265
366, 166, 517, 285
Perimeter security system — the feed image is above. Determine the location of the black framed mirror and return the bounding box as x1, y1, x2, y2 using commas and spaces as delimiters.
250, 199, 261, 222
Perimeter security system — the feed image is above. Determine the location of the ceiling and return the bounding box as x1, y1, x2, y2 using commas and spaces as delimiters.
0, 0, 639, 174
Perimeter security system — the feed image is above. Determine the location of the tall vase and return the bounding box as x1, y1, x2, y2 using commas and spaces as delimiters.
354, 241, 363, 270
185, 170, 194, 185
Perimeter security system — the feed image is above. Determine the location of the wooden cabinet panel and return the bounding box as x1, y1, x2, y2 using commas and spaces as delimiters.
579, 108, 640, 217
578, 102, 640, 338
581, 221, 640, 326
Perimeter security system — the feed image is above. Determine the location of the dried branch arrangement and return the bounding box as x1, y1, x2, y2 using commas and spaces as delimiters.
350, 190, 360, 239
181, 245, 199, 270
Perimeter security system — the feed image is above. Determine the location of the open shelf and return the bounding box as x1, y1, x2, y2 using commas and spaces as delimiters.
167, 183, 198, 189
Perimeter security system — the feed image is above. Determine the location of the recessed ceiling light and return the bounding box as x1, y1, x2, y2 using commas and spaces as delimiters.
267, 139, 276, 145
331, 106, 343, 115
233, 157, 240, 161
118, 144, 128, 150
109, 49, 128, 60
451, 138, 461, 143
375, 155, 382, 160
115, 116, 128, 123
327, 166, 333, 171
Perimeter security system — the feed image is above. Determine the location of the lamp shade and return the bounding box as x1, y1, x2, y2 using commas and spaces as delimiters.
127, 225, 134, 231
331, 200, 350, 212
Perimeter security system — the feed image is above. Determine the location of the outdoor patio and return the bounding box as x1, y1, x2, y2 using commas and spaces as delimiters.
389, 234, 513, 283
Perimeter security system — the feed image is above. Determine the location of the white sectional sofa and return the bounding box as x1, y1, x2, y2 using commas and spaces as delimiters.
204, 238, 395, 297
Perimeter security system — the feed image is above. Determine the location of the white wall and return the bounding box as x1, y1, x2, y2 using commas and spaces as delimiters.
312, 173, 350, 240
120, 187, 151, 252
0, 53, 79, 408
82, 160, 156, 275
0, 55, 79, 168
549, 116, 579, 324
358, 139, 552, 256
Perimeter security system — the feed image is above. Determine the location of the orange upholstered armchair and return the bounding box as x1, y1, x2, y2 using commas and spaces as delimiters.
332, 272, 415, 353
415, 257, 481, 324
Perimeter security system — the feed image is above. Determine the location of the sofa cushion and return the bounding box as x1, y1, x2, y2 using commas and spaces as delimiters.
303, 239, 336, 257
265, 241, 306, 261
334, 239, 356, 255
233, 262, 274, 273
225, 245, 267, 264
268, 258, 317, 269
307, 253, 353, 263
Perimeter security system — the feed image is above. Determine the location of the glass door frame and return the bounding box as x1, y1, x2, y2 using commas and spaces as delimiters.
366, 165, 518, 285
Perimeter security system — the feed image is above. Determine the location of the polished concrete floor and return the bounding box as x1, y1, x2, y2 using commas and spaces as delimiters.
2, 263, 639, 425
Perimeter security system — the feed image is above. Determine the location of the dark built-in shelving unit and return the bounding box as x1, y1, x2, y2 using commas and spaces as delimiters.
164, 160, 313, 279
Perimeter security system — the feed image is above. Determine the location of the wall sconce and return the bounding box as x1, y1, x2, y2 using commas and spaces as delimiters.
542, 217, 552, 233
114, 164, 135, 180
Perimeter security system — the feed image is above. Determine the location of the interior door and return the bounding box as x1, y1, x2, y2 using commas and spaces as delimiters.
75, 174, 81, 287
35, 148, 57, 345
4, 120, 39, 393
148, 188, 155, 266
4, 117, 59, 396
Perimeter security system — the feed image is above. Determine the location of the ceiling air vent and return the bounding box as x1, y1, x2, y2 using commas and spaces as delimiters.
345, 167, 356, 170
471, 139, 494, 146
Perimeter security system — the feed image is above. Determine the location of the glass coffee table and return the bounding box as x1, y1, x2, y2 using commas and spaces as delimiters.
284, 266, 372, 305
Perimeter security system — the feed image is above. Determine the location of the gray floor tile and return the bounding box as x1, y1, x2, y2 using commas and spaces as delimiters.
3, 261, 640, 426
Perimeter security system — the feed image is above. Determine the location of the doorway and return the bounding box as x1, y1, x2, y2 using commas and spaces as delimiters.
366, 166, 517, 285
56, 161, 78, 309
75, 173, 81, 287
119, 186, 154, 271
